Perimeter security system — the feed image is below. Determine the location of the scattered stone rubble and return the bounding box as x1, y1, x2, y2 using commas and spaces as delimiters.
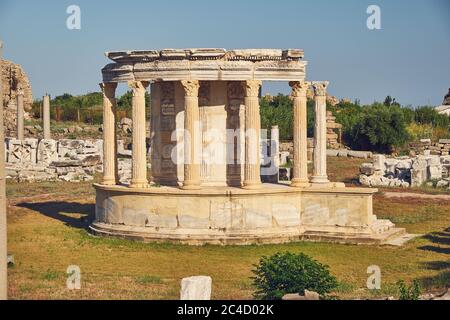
359, 154, 450, 188
5, 138, 104, 182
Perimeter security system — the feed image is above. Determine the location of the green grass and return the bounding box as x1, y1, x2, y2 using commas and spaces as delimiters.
6, 156, 450, 300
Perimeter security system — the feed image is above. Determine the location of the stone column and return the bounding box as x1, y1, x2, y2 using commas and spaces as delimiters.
43, 94, 51, 139
243, 80, 262, 189
129, 81, 149, 188
289, 81, 310, 187
100, 82, 117, 185
0, 40, 7, 300
16, 87, 24, 140
311, 81, 330, 184
181, 80, 201, 190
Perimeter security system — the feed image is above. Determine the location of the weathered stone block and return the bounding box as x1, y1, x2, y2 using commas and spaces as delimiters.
180, 276, 212, 300
37, 139, 58, 165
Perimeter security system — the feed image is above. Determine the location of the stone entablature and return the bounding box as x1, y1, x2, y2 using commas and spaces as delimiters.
102, 48, 306, 83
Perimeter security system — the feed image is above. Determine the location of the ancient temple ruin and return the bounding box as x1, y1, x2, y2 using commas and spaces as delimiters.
91, 48, 405, 245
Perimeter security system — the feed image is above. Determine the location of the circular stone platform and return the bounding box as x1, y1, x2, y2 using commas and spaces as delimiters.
90, 183, 404, 245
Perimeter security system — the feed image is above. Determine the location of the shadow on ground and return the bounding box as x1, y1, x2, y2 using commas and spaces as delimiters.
418, 227, 450, 288
17, 201, 95, 229
418, 227, 450, 254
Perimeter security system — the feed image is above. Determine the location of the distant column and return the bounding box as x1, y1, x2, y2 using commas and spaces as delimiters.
0, 40, 7, 301
289, 81, 310, 187
129, 81, 149, 188
16, 87, 24, 140
43, 94, 51, 139
311, 81, 330, 184
100, 82, 117, 185
181, 80, 201, 190
242, 80, 262, 189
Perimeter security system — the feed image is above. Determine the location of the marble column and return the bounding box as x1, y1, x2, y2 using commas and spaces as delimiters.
181, 80, 201, 190
129, 81, 149, 188
243, 80, 262, 189
43, 94, 51, 139
16, 87, 24, 140
100, 82, 117, 185
310, 81, 330, 184
289, 81, 310, 187
0, 40, 7, 301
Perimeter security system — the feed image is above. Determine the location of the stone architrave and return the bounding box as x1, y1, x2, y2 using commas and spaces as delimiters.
310, 81, 330, 184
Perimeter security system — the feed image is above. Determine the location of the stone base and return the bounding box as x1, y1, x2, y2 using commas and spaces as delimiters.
91, 183, 406, 245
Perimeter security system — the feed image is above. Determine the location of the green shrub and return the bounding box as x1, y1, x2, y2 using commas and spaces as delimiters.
349, 103, 410, 153
397, 280, 421, 300
251, 252, 338, 300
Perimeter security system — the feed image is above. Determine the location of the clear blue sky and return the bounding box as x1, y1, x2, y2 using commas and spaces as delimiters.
1, 0, 449, 106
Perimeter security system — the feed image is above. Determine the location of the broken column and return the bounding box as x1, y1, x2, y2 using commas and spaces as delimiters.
43, 94, 51, 139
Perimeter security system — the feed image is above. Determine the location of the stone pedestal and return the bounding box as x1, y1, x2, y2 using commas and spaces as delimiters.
43, 95, 51, 139
100, 83, 117, 185
289, 81, 310, 187
129, 81, 149, 188
311, 82, 329, 185
181, 80, 201, 190
243, 80, 262, 189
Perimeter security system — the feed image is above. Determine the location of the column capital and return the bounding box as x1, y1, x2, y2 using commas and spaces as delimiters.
181, 80, 200, 97
243, 80, 262, 97
289, 81, 309, 97
311, 81, 329, 96
99, 82, 117, 97
128, 81, 149, 97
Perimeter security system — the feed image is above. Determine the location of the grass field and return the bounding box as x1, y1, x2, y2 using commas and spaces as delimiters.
6, 157, 450, 299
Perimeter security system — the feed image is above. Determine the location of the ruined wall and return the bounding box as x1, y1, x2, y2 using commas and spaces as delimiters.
1, 59, 33, 135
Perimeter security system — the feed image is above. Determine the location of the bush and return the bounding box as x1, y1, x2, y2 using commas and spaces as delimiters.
349, 103, 410, 153
251, 252, 338, 300
397, 280, 421, 300
414, 106, 450, 127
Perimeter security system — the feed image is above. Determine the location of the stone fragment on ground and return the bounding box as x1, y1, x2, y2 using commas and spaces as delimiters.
180, 276, 212, 300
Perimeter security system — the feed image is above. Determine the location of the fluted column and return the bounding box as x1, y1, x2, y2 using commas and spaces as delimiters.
311, 81, 330, 184
16, 86, 24, 140
100, 82, 117, 185
243, 80, 262, 189
181, 80, 201, 190
129, 81, 149, 188
43, 94, 51, 139
289, 81, 310, 187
